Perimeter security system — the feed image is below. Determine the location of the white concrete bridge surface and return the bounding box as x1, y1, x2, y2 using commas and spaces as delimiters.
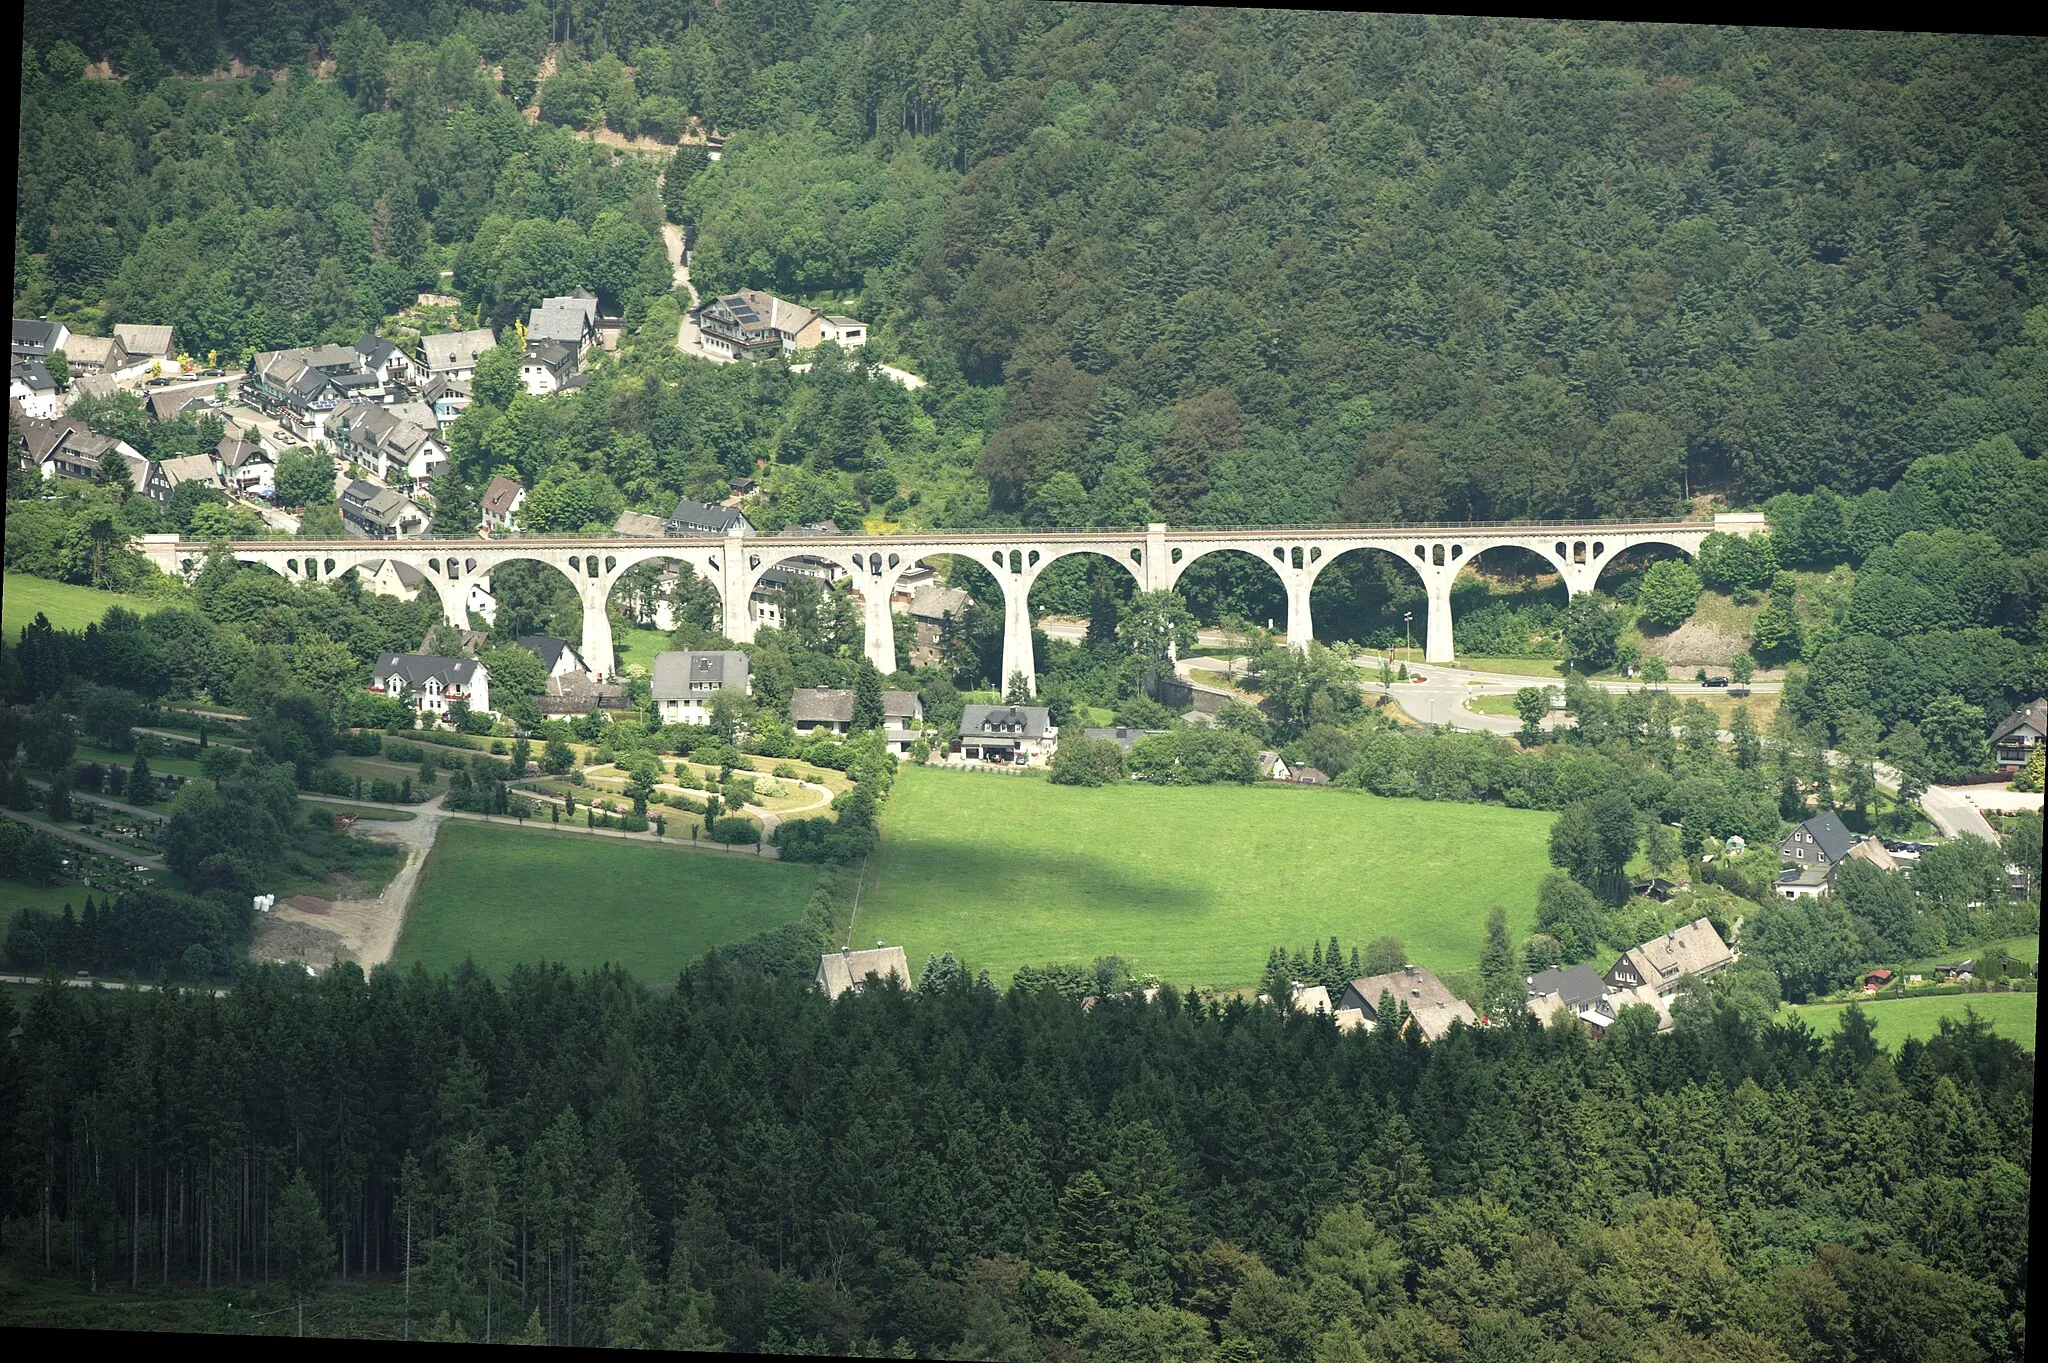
141, 515, 1762, 692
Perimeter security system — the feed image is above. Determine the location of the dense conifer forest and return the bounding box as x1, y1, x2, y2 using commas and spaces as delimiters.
0, 960, 2034, 1358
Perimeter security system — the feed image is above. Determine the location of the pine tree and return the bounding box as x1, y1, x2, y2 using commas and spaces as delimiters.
852, 657, 885, 732
272, 1169, 336, 1338
1479, 906, 1519, 1019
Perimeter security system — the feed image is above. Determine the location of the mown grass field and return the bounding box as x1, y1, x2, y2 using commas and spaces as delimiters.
859, 766, 1556, 992
1787, 991, 2037, 1052
3, 572, 169, 641
392, 821, 817, 982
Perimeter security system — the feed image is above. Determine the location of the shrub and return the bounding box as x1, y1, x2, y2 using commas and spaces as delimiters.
1050, 736, 1127, 786
709, 816, 758, 844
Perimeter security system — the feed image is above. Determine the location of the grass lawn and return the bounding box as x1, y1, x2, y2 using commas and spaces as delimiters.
2, 572, 171, 641
72, 743, 207, 780
1466, 694, 1526, 717
1454, 657, 1568, 678
392, 820, 817, 981
860, 765, 1557, 992
611, 621, 670, 674
1787, 991, 2037, 1053
304, 801, 416, 822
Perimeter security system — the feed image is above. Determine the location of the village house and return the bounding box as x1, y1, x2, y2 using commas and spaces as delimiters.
368, 653, 491, 719
421, 328, 498, 384
480, 475, 526, 533
330, 403, 446, 488
1085, 727, 1170, 753
12, 318, 71, 363
539, 672, 627, 717
906, 584, 971, 667
1779, 812, 1851, 870
692, 288, 868, 360
112, 324, 180, 372
356, 332, 418, 388
354, 558, 431, 602
790, 687, 924, 752
1602, 918, 1735, 1021
957, 704, 1058, 766
248, 345, 358, 438
816, 945, 910, 1000
613, 509, 668, 537
341, 478, 430, 540
15, 417, 157, 497
9, 360, 62, 418
421, 374, 472, 429
1991, 698, 2046, 769
527, 292, 600, 362
144, 385, 219, 423
217, 434, 275, 496
651, 650, 751, 725
1522, 963, 1609, 1026
520, 339, 577, 395
1256, 751, 1294, 781
59, 333, 128, 378
1337, 965, 1478, 1042
666, 496, 754, 537
157, 452, 226, 495
516, 635, 588, 681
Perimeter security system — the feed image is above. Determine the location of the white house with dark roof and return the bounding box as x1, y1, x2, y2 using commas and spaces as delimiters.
9, 360, 61, 418
816, 945, 910, 1000
481, 475, 526, 532
957, 704, 1057, 765
527, 292, 599, 362
370, 653, 491, 718
331, 403, 446, 487
217, 434, 275, 496
1992, 699, 2046, 769
666, 496, 753, 536
651, 650, 751, 725
356, 332, 418, 388
12, 318, 70, 363
516, 635, 587, 680
520, 338, 577, 394
341, 478, 430, 540
421, 328, 497, 383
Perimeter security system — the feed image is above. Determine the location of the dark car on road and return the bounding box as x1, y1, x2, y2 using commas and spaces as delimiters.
1703, 676, 1730, 687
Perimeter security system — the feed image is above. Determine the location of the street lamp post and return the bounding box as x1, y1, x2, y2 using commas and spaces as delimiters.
1402, 611, 1412, 661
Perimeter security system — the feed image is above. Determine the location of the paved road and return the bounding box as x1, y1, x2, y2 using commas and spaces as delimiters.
0, 808, 167, 869
25, 777, 166, 824
0, 973, 228, 996
1919, 785, 2004, 844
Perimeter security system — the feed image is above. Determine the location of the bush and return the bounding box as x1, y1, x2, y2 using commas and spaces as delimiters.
1635, 560, 1704, 631
709, 816, 758, 844
339, 730, 383, 756
1050, 736, 1127, 786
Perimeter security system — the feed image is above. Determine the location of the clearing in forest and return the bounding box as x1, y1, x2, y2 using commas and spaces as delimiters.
3, 572, 169, 641
392, 820, 817, 982
1787, 991, 2037, 1053
858, 766, 1556, 992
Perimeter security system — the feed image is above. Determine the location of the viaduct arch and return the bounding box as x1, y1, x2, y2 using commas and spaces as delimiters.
140, 516, 1759, 693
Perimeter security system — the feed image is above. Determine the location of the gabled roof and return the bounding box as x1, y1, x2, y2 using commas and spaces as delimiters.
791, 688, 855, 724
157, 454, 223, 489
1290, 983, 1333, 1016
1615, 917, 1734, 988
1992, 698, 2047, 743
613, 509, 668, 537
1340, 966, 1477, 1041
1787, 813, 1853, 862
145, 386, 215, 421
908, 585, 969, 619
373, 652, 482, 689
62, 335, 126, 368
667, 497, 750, 533
356, 332, 405, 366
816, 946, 910, 1000
1525, 963, 1606, 1012
112, 323, 176, 357
11, 359, 57, 392
304, 343, 359, 372
13, 319, 64, 353
420, 328, 497, 372
515, 635, 579, 673
481, 475, 525, 518
650, 650, 750, 699
528, 294, 599, 344
523, 338, 574, 373
960, 704, 1053, 740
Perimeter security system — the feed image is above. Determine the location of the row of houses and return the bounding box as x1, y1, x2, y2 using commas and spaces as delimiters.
15, 416, 276, 502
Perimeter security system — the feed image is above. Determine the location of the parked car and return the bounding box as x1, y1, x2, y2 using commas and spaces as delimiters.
1703, 676, 1730, 687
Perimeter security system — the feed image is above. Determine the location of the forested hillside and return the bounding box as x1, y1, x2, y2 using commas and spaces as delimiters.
1, 961, 2032, 1358
16, 8, 2048, 531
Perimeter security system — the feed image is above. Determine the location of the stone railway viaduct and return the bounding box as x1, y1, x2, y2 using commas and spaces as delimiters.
142, 516, 1763, 694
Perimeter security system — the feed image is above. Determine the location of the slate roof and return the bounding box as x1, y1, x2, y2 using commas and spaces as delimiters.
113, 324, 176, 358
667, 497, 751, 534
421, 328, 497, 373
528, 294, 599, 345
1610, 918, 1734, 993
356, 332, 405, 368
1992, 698, 2047, 744
1524, 963, 1607, 1023
13, 319, 63, 354
482, 475, 525, 519
1339, 966, 1478, 1041
960, 704, 1053, 740
515, 635, 579, 673
12, 360, 57, 392
524, 338, 574, 373
908, 585, 970, 619
217, 434, 270, 468
613, 510, 668, 537
1084, 727, 1168, 751
816, 946, 910, 1000
650, 650, 750, 699
1785, 813, 1854, 863
342, 478, 426, 530
372, 653, 482, 689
